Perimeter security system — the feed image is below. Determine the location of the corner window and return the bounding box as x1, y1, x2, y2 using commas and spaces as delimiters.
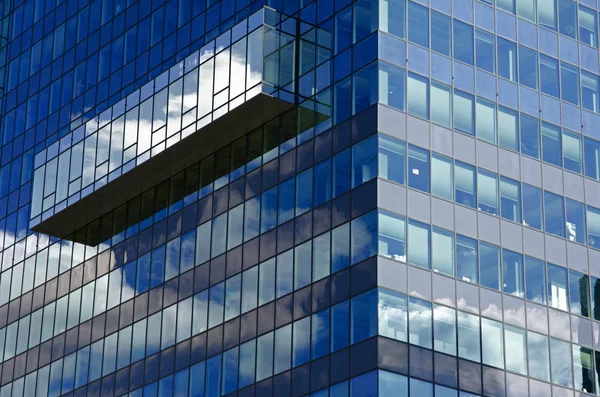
378, 135, 406, 185
379, 211, 406, 262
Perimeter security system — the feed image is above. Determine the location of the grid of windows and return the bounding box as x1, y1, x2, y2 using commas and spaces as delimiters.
7, 0, 600, 395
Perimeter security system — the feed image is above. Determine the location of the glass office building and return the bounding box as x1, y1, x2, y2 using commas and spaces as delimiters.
7, 0, 600, 396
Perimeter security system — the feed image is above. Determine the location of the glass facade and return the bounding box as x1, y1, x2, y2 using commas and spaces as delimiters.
6, 0, 600, 395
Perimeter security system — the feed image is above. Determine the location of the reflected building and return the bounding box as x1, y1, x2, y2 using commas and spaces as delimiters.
5, 0, 600, 396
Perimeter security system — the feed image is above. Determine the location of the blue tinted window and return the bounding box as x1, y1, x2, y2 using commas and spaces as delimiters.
544, 191, 565, 238
351, 289, 378, 343
314, 160, 332, 207
408, 2, 429, 48
475, 29, 495, 73
480, 242, 501, 291
503, 249, 524, 297
381, 0, 406, 39
561, 62, 580, 105
454, 20, 474, 65
296, 168, 313, 216
351, 371, 377, 397
378, 61, 406, 111
455, 161, 476, 208
525, 256, 546, 304
407, 72, 430, 119
566, 199, 586, 244
518, 45, 538, 89
559, 0, 577, 39
454, 90, 475, 135
540, 55, 560, 98
379, 135, 406, 185
379, 371, 408, 397
408, 144, 430, 193
457, 235, 478, 284
582, 71, 600, 113
353, 62, 378, 114
431, 11, 451, 56
563, 131, 582, 174
585, 137, 600, 181
351, 210, 378, 264
332, 301, 349, 351
523, 184, 543, 230
352, 135, 378, 188
520, 114, 540, 159
408, 219, 431, 269
542, 122, 562, 167
333, 149, 351, 197
500, 177, 521, 223
497, 37, 517, 82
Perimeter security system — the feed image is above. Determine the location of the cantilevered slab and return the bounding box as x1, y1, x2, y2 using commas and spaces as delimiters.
31, 93, 293, 239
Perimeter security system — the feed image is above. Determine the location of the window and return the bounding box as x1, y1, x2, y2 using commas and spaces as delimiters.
540, 55, 560, 98
352, 135, 377, 188
585, 137, 600, 181
431, 154, 453, 201
518, 45, 538, 89
379, 371, 408, 397
525, 256, 546, 304
476, 30, 495, 73
354, 0, 378, 43
476, 96, 501, 151
353, 62, 378, 114
351, 289, 378, 343
378, 135, 406, 185
581, 71, 600, 113
588, 206, 600, 248
314, 160, 332, 207
498, 0, 515, 13
544, 191, 565, 238
477, 169, 498, 216
579, 6, 597, 47
431, 82, 452, 128
331, 301, 349, 351
523, 184, 543, 230
408, 2, 429, 48
379, 211, 406, 261
378, 289, 408, 341
480, 242, 501, 291
563, 130, 582, 174
294, 241, 312, 290
333, 149, 351, 197
558, 0, 577, 39
497, 38, 517, 82
505, 325, 527, 375
528, 332, 550, 381
520, 114, 540, 159
453, 90, 474, 135
408, 145, 430, 192
313, 233, 331, 282
569, 270, 590, 317
517, 0, 536, 21
407, 72, 429, 119
542, 122, 562, 167
351, 211, 378, 264
498, 106, 519, 151
548, 263, 569, 311
566, 199, 586, 244
481, 318, 504, 368
378, 62, 406, 111
380, 0, 406, 39
408, 219, 431, 269
500, 177, 521, 223
332, 224, 350, 272
432, 228, 454, 276
458, 311, 480, 362
502, 249, 524, 298
293, 318, 310, 367
457, 235, 478, 283
455, 161, 476, 208
454, 20, 474, 65
573, 345, 595, 393
431, 11, 451, 56
561, 62, 580, 105
550, 338, 573, 387
539, 0, 557, 30
409, 297, 432, 348
433, 305, 456, 356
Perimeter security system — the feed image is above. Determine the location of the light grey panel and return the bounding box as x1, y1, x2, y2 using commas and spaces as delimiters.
523, 227, 545, 259
406, 115, 430, 149
505, 374, 528, 397
545, 234, 567, 266
529, 380, 551, 397
594, 322, 600, 350
479, 288, 502, 321
585, 178, 600, 208
377, 256, 407, 293
566, 242, 588, 273
431, 198, 454, 230
454, 205, 477, 238
526, 301, 548, 334
407, 265, 432, 301
589, 248, 600, 279
502, 295, 526, 328
431, 125, 453, 157
454, 133, 476, 165
563, 171, 585, 202
377, 180, 407, 216
500, 220, 523, 253
432, 273, 456, 307
476, 140, 498, 172
551, 385, 573, 397
456, 280, 479, 314
478, 213, 500, 244
408, 189, 431, 223
541, 163, 563, 195
571, 315, 593, 347
548, 308, 571, 340
520, 156, 542, 188
377, 104, 407, 140
498, 148, 520, 180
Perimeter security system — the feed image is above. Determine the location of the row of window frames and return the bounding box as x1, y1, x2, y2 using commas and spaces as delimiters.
371, 134, 600, 246
0, 285, 587, 396
3, 207, 598, 369
372, 0, 600, 100
0, 221, 351, 364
